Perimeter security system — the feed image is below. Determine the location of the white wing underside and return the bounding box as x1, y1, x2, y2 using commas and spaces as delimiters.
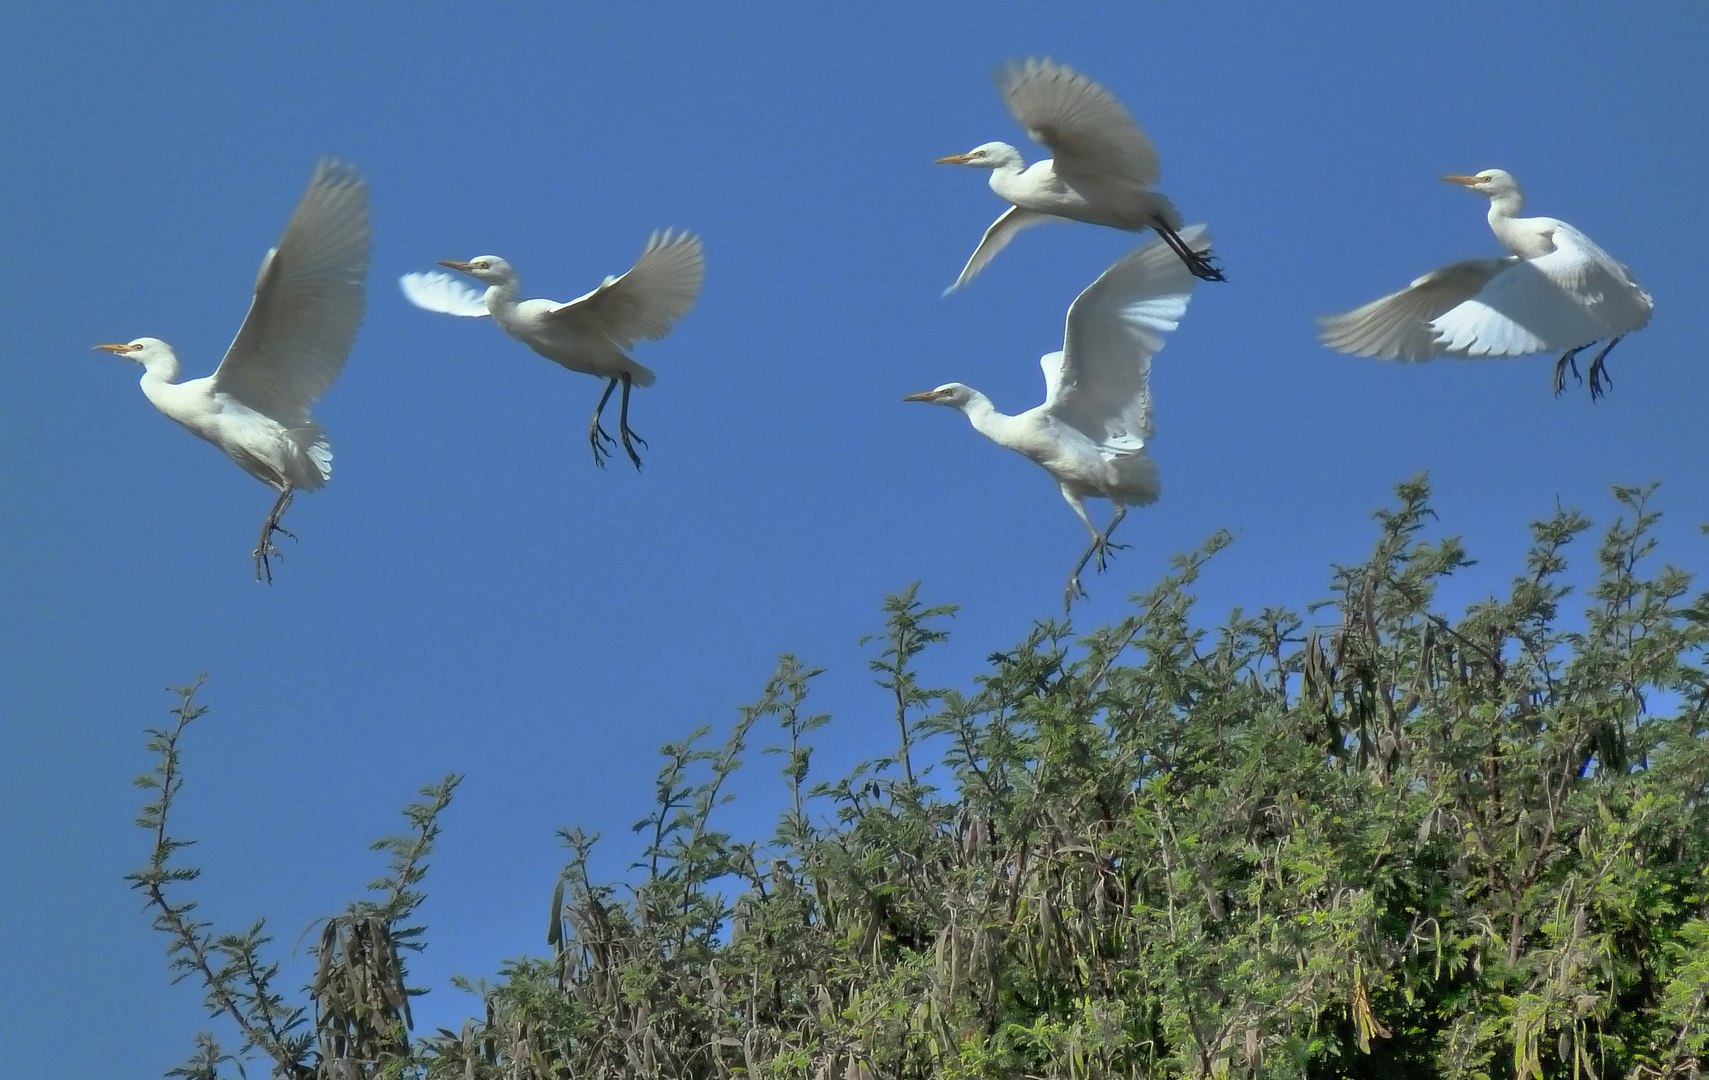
550, 230, 705, 350
1429, 224, 1653, 357
945, 206, 1053, 294
999, 57, 1161, 187
212, 160, 371, 426
1044, 224, 1207, 451
1317, 258, 1516, 361
399, 271, 491, 317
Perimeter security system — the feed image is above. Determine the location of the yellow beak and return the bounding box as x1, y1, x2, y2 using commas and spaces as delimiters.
902, 391, 943, 402
934, 154, 973, 166
93, 343, 137, 354
438, 260, 478, 272
1442, 174, 1482, 186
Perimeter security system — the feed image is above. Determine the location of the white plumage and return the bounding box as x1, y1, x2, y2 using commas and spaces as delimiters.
937, 57, 1223, 293
906, 226, 1209, 609
95, 159, 370, 581
1318, 169, 1652, 397
401, 231, 705, 469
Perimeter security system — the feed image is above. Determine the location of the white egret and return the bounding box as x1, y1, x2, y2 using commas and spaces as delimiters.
95, 160, 370, 582
906, 226, 1209, 609
1318, 169, 1652, 398
937, 57, 1223, 293
400, 231, 705, 469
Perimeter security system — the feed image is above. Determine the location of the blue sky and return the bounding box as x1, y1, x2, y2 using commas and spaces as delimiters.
2, 2, 1706, 1074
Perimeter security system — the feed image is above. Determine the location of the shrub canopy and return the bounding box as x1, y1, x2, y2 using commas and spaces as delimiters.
135, 480, 1709, 1080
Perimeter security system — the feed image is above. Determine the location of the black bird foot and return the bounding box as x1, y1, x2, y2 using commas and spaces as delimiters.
1064, 573, 1089, 612
1553, 345, 1591, 397
1092, 537, 1129, 573
619, 426, 647, 471
589, 420, 619, 469
251, 524, 295, 584
1187, 252, 1227, 283
1586, 337, 1621, 401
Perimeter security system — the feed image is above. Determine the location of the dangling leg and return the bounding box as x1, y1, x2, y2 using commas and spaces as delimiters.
616, 373, 647, 471
1150, 216, 1226, 282
1062, 491, 1128, 611
1585, 335, 1625, 401
588, 378, 620, 468
1553, 343, 1593, 396
253, 485, 296, 584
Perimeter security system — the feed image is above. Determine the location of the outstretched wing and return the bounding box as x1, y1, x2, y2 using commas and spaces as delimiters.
944, 206, 1053, 294
1430, 224, 1653, 357
1048, 224, 1207, 449
549, 230, 705, 349
998, 57, 1160, 187
213, 160, 371, 425
1317, 257, 1517, 361
399, 271, 491, 317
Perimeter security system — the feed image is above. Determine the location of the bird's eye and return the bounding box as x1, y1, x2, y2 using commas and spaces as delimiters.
476, 261, 490, 270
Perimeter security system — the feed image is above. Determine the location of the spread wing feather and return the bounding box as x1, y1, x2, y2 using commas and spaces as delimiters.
998, 57, 1160, 187
944, 206, 1053, 294
213, 160, 371, 425
1431, 225, 1653, 357
1047, 225, 1207, 449
1317, 258, 1516, 361
399, 271, 491, 317
549, 230, 705, 349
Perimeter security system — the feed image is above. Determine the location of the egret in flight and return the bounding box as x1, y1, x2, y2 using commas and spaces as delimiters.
400, 231, 705, 469
937, 57, 1223, 293
906, 226, 1210, 609
96, 160, 370, 582
1318, 169, 1652, 398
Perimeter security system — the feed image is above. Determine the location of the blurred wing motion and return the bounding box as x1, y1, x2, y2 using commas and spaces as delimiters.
1430, 225, 1652, 356
551, 230, 705, 350
1048, 224, 1207, 448
213, 160, 371, 425
999, 57, 1161, 186
399, 271, 492, 317
1317, 258, 1516, 361
945, 206, 1052, 295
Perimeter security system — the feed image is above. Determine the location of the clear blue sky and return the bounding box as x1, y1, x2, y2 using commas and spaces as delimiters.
2, 2, 1705, 1075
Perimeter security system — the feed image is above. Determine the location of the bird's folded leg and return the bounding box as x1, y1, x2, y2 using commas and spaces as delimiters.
617, 373, 646, 472
1553, 344, 1592, 396
589, 378, 621, 469
1586, 335, 1624, 401
252, 486, 296, 584
1151, 216, 1226, 283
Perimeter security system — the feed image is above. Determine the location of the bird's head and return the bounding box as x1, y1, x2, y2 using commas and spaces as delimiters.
935, 142, 1022, 171
1443, 169, 1521, 200
438, 255, 514, 285
94, 337, 177, 371
903, 383, 976, 410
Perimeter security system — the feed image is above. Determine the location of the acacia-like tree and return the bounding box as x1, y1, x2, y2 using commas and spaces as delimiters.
134, 479, 1709, 1080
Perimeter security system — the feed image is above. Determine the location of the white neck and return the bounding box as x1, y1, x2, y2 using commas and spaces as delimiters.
1485, 185, 1526, 227
137, 350, 183, 386
484, 276, 521, 315
956, 390, 1026, 451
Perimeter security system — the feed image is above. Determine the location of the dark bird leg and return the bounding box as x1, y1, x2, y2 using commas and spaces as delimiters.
1063, 506, 1130, 612
616, 373, 647, 471
252, 485, 296, 584
1150, 216, 1226, 282
1586, 335, 1625, 401
589, 378, 621, 468
1553, 343, 1593, 396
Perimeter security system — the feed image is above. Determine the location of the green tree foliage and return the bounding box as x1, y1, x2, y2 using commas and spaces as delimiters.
134, 480, 1709, 1079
